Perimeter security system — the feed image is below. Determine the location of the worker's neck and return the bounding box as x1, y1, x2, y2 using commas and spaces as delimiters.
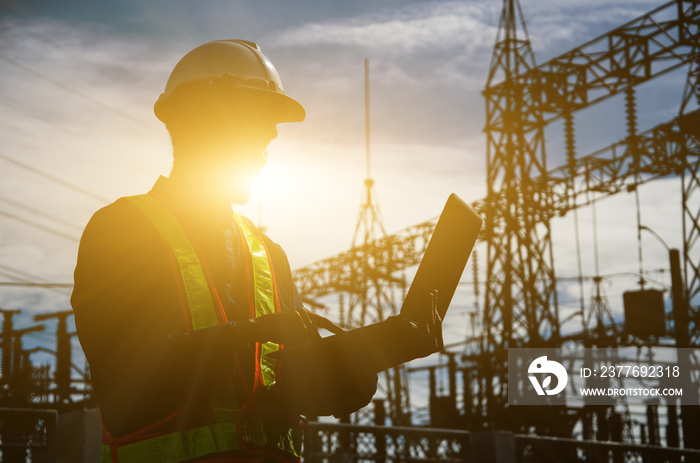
168, 157, 251, 209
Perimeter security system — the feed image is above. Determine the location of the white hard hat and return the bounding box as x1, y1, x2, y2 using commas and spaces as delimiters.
154, 39, 305, 124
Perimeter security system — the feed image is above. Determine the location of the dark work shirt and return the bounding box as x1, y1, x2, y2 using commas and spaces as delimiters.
71, 176, 302, 438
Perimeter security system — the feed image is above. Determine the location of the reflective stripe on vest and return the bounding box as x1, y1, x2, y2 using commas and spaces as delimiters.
100, 194, 301, 463
127, 194, 219, 331
232, 213, 279, 387
103, 423, 237, 463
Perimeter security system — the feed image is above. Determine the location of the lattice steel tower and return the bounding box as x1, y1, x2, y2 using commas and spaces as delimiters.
483, 0, 560, 361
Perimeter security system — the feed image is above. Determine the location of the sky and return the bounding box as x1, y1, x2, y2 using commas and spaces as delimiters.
0, 0, 693, 419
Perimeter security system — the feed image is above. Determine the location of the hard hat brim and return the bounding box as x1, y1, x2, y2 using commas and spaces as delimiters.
154, 81, 305, 125
250, 87, 306, 123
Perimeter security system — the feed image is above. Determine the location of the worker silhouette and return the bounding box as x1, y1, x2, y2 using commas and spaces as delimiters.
71, 40, 442, 463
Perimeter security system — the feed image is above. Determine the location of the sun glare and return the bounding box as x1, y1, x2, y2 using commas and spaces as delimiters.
252, 160, 290, 200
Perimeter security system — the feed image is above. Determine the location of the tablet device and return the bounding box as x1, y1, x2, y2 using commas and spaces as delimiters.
399, 193, 483, 322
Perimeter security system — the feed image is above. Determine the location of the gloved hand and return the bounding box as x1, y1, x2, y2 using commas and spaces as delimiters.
246, 307, 343, 346
405, 289, 444, 358
166, 307, 342, 374
273, 341, 379, 418
358, 289, 443, 373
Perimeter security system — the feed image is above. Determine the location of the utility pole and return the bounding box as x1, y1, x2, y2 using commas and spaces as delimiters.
34, 310, 75, 404
1, 308, 20, 386
9, 324, 45, 400
2, 321, 45, 463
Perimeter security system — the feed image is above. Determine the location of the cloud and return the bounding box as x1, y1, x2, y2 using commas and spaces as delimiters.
273, 1, 498, 58
257, 2, 502, 161
0, 16, 177, 123
271, 0, 659, 64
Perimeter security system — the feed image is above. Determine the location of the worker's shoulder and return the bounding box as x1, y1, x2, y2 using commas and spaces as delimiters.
87, 195, 147, 227
258, 231, 293, 267
81, 195, 158, 245
256, 228, 281, 252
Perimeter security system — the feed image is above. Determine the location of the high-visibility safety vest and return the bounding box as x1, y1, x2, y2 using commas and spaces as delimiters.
99, 193, 303, 463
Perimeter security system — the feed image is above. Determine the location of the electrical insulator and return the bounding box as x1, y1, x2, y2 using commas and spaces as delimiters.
472, 249, 479, 300
564, 111, 576, 174
401, 273, 407, 300
625, 86, 638, 140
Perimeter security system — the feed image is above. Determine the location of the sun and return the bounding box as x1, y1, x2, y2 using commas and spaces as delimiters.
251, 152, 295, 202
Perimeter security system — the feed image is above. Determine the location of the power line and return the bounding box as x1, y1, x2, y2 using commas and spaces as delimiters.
0, 268, 27, 283
0, 208, 80, 242
0, 282, 73, 288
0, 151, 110, 203
556, 269, 668, 282
0, 264, 71, 296
0, 99, 162, 171
0, 53, 157, 130
0, 263, 44, 281
0, 194, 83, 231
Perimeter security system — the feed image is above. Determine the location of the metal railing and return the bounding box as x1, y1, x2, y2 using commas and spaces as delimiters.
304, 422, 470, 463
0, 407, 58, 463
303, 423, 700, 463
516, 435, 700, 463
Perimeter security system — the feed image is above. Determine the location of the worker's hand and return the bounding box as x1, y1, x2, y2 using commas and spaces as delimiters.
250, 308, 342, 346
399, 289, 443, 359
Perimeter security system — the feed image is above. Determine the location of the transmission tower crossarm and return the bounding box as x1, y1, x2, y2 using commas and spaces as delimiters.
33, 309, 73, 322
538, 108, 700, 214
486, 0, 700, 121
